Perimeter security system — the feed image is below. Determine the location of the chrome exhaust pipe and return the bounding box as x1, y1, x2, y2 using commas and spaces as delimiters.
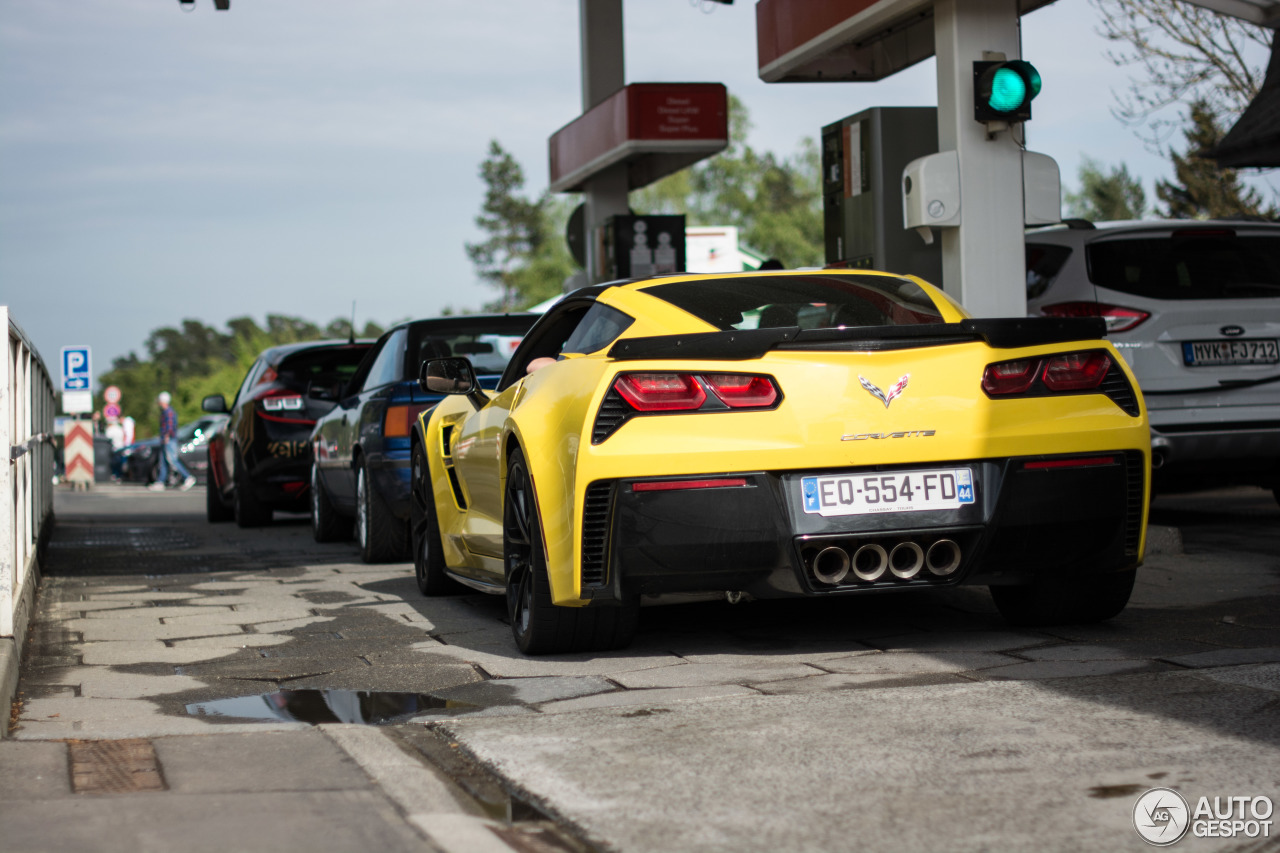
889, 542, 925, 579
811, 546, 851, 585
925, 539, 962, 576
851, 543, 888, 582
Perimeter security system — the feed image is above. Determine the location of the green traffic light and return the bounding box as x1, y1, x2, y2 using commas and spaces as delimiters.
988, 67, 1027, 113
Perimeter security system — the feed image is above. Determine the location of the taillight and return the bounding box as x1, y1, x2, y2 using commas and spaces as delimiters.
1042, 351, 1110, 391
702, 374, 779, 408
384, 404, 429, 438
982, 359, 1039, 395
261, 395, 303, 411
632, 477, 748, 492
614, 373, 707, 412
1041, 301, 1150, 333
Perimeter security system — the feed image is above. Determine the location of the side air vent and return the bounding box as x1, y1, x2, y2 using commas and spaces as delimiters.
580, 481, 614, 587
1123, 450, 1144, 557
1101, 368, 1141, 417
591, 388, 632, 444
440, 425, 467, 509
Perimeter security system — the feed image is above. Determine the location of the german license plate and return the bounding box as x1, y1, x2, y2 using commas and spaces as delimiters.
1183, 338, 1278, 366
801, 468, 975, 517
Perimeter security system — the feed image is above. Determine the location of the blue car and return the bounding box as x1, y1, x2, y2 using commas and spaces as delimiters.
308, 314, 538, 562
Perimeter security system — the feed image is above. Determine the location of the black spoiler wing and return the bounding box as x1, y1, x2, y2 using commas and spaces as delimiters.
606, 317, 1107, 362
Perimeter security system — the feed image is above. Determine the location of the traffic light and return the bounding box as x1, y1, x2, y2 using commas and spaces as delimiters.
973, 60, 1040, 123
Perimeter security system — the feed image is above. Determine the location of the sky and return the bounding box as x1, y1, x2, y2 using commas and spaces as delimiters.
0, 0, 1274, 384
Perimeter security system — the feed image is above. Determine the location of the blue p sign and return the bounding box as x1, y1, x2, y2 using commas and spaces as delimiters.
61, 346, 91, 393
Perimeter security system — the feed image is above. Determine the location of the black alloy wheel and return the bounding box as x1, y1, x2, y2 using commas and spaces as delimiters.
410, 443, 463, 595
310, 461, 352, 543
356, 460, 408, 564
503, 447, 638, 655
989, 568, 1137, 627
233, 451, 273, 528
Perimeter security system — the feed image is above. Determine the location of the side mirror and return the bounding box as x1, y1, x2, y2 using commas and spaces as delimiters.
201, 394, 229, 414
420, 358, 486, 410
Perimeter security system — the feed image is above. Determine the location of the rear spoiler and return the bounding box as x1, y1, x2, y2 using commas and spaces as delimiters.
606, 317, 1107, 362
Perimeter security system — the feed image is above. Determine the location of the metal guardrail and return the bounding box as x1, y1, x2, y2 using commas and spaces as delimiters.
2, 306, 56, 641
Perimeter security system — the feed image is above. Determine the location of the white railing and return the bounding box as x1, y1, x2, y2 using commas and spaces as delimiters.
2, 307, 56, 643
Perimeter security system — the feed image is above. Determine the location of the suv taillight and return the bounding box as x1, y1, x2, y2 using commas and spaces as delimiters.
261, 394, 303, 411
1041, 301, 1150, 333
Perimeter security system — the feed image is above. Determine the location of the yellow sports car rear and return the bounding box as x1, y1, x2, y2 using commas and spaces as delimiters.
410, 271, 1150, 654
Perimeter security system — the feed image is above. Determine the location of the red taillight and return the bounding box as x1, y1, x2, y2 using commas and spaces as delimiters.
384, 404, 429, 438
982, 359, 1040, 395
702, 374, 778, 408
1042, 351, 1111, 391
614, 373, 707, 411
1041, 301, 1150, 333
632, 478, 748, 492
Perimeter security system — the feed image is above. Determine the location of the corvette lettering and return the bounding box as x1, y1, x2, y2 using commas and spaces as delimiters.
841, 429, 936, 441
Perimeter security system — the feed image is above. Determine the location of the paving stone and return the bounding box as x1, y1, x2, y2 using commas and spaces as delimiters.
875, 631, 1051, 653
250, 616, 339, 634
972, 659, 1173, 680
1018, 642, 1219, 662
817, 650, 1016, 675
421, 639, 687, 678
612, 661, 826, 689
0, 742, 71, 799
434, 675, 617, 707
80, 641, 252, 666
77, 621, 245, 642
154, 730, 370, 793
537, 684, 758, 714
1163, 646, 1280, 669
84, 605, 235, 620
754, 671, 971, 694
1199, 663, 1280, 694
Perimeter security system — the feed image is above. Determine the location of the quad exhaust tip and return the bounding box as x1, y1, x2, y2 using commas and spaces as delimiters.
808, 539, 963, 585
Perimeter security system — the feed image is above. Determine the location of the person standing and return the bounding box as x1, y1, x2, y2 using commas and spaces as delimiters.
150, 392, 196, 491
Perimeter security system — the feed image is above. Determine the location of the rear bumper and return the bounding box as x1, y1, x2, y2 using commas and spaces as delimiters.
580, 451, 1146, 603
1148, 405, 1280, 485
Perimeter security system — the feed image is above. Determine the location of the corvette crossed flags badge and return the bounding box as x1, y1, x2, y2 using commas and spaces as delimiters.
859, 374, 909, 408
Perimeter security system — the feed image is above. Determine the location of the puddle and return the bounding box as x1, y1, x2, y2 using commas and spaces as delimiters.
186, 689, 479, 725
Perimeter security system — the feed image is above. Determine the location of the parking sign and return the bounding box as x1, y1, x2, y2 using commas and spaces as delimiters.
61, 346, 91, 393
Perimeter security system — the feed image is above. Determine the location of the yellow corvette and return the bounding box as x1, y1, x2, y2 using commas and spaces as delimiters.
409, 270, 1149, 654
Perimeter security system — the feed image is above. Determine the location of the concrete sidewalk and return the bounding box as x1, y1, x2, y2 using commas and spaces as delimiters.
0, 485, 575, 853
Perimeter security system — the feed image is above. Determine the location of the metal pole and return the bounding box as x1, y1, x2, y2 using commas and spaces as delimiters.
579, 0, 629, 285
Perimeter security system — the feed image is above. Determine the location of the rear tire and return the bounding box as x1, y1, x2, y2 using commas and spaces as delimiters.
356, 461, 408, 563
411, 443, 464, 595
233, 451, 273, 528
990, 569, 1136, 627
205, 474, 233, 523
504, 447, 638, 655
311, 462, 353, 543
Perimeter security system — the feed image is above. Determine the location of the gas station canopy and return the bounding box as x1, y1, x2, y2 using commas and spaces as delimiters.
756, 0, 1055, 82
548, 83, 728, 193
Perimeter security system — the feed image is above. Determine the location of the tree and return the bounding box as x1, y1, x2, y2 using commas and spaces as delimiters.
632, 96, 823, 266
1065, 156, 1147, 221
466, 141, 568, 311
1154, 100, 1278, 219
1091, 0, 1271, 146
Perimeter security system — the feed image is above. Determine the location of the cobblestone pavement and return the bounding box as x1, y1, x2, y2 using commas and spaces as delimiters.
8, 482, 1280, 852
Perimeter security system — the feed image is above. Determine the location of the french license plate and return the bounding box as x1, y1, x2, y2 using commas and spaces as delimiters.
1183, 338, 1278, 366
801, 468, 975, 517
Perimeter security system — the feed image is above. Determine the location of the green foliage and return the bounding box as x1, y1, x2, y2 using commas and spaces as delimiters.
1065, 157, 1147, 221
466, 140, 573, 311
97, 313, 383, 438
632, 95, 823, 267
1155, 101, 1279, 220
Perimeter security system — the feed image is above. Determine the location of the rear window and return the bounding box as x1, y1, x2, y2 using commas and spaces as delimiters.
642, 274, 944, 331
406, 315, 538, 377
1087, 232, 1280, 299
277, 345, 372, 390
1026, 244, 1072, 299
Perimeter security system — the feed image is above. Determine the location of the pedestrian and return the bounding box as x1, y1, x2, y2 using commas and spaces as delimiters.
150, 392, 196, 492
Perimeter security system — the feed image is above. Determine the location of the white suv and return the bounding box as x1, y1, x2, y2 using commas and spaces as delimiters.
1025, 220, 1280, 502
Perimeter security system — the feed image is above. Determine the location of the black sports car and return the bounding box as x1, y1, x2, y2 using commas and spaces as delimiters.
203, 340, 374, 526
